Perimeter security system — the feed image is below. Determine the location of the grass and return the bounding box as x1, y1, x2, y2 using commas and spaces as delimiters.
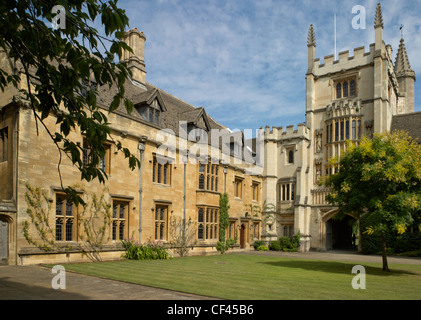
59, 253, 421, 300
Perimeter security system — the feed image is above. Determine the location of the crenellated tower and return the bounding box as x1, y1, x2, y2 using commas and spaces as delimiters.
263, 2, 416, 252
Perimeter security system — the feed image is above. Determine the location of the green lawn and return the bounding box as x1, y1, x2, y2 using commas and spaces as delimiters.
60, 253, 421, 300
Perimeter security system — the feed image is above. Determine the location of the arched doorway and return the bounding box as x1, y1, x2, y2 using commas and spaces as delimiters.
0, 217, 8, 264
326, 215, 357, 250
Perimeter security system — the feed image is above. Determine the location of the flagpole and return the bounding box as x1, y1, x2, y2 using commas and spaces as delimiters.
334, 13, 337, 60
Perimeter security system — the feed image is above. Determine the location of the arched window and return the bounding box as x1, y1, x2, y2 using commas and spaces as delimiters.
343, 81, 349, 97
336, 83, 342, 99
350, 79, 356, 96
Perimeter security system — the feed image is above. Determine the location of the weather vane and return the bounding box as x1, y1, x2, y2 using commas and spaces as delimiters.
400, 24, 404, 39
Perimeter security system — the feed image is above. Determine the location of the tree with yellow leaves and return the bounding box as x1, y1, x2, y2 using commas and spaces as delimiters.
326, 131, 421, 271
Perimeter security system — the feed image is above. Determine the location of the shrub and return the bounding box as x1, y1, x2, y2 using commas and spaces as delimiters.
269, 240, 282, 251
121, 240, 170, 260
269, 233, 301, 252
253, 240, 266, 250
257, 245, 269, 251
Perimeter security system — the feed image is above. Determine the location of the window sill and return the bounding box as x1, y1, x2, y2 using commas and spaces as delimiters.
153, 182, 172, 187
196, 189, 220, 195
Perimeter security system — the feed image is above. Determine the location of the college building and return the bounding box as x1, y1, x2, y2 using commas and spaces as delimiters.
0, 26, 263, 265
0, 3, 419, 265
261, 3, 419, 251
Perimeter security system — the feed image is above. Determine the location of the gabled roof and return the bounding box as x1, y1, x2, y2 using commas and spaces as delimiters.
178, 107, 211, 131
132, 88, 167, 111
99, 79, 226, 135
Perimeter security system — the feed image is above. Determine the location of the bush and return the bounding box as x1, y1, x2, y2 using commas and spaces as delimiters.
269, 240, 282, 251
121, 240, 170, 260
257, 245, 269, 251
269, 233, 301, 252
253, 240, 266, 250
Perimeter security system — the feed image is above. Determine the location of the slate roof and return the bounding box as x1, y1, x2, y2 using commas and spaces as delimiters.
390, 111, 421, 143
99, 79, 226, 136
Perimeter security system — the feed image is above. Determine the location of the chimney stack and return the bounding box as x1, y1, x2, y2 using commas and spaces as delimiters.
122, 28, 146, 85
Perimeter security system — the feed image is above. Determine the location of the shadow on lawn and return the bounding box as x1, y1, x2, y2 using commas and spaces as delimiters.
258, 260, 418, 276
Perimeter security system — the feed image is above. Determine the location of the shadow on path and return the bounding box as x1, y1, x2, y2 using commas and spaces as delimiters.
0, 276, 88, 300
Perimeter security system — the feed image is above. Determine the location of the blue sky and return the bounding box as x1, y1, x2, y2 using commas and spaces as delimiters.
117, 0, 421, 132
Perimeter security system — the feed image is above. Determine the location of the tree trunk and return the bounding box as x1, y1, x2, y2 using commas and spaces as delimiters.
381, 234, 390, 272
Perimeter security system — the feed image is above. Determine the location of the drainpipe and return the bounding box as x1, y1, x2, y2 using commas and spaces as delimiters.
182, 152, 188, 244
138, 137, 147, 243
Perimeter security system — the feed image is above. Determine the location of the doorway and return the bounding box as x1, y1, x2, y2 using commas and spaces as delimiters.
326, 215, 357, 250
0, 218, 8, 263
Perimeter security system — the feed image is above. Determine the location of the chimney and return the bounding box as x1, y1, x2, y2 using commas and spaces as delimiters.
122, 28, 146, 85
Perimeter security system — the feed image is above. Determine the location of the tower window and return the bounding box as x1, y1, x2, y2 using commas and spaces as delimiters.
335, 78, 357, 99
0, 127, 8, 162
336, 83, 342, 99
343, 81, 349, 98
350, 79, 356, 96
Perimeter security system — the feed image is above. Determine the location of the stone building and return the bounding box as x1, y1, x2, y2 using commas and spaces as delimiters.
0, 28, 263, 265
261, 3, 417, 251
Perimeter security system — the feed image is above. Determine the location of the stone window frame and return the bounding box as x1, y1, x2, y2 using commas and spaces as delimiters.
154, 203, 169, 241
152, 153, 172, 185
252, 181, 260, 202
197, 206, 219, 241
82, 139, 112, 175
111, 199, 130, 241
278, 182, 295, 202
198, 161, 219, 192
55, 193, 77, 242
234, 176, 243, 199
332, 74, 358, 100
0, 126, 8, 162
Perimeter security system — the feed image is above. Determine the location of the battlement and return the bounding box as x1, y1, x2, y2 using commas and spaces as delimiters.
264, 123, 310, 141
313, 43, 376, 76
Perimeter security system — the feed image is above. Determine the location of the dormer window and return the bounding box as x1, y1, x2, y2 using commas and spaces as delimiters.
188, 124, 207, 142
138, 103, 161, 125
134, 89, 167, 126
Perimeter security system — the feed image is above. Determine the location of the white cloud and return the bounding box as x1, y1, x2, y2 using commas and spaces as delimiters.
120, 0, 421, 130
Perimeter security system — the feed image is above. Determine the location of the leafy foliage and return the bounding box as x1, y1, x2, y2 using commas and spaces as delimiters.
216, 193, 236, 254
121, 239, 170, 260
325, 131, 421, 270
0, 0, 140, 204
256, 245, 269, 251
269, 234, 300, 252
23, 182, 113, 261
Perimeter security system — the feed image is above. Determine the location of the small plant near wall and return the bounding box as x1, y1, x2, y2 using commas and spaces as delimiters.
121, 239, 170, 260
169, 215, 197, 257
269, 233, 301, 252
22, 183, 112, 262
217, 193, 236, 254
